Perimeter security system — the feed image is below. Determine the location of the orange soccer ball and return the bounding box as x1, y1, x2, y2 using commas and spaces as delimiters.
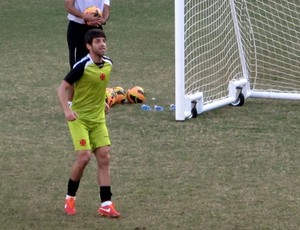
126, 86, 146, 104
105, 88, 117, 107
84, 6, 102, 17
84, 6, 102, 25
113, 86, 127, 104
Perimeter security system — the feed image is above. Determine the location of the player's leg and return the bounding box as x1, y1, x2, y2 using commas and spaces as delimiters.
75, 25, 90, 63
66, 21, 83, 103
65, 149, 92, 215
66, 21, 78, 69
94, 145, 111, 186
94, 146, 120, 218
64, 119, 92, 215
91, 123, 120, 218
70, 150, 92, 181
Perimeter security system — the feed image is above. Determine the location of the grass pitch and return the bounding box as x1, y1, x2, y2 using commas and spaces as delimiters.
0, 0, 300, 229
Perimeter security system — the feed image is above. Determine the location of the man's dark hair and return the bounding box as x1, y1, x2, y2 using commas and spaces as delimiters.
84, 29, 106, 45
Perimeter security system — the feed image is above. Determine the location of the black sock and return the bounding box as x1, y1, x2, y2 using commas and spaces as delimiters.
67, 178, 80, 197
100, 186, 112, 203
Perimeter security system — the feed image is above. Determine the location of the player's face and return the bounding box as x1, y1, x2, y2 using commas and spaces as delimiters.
90, 37, 107, 57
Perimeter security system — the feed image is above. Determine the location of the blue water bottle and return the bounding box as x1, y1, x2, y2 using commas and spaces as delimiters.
154, 105, 164, 111
169, 104, 176, 111
141, 104, 152, 111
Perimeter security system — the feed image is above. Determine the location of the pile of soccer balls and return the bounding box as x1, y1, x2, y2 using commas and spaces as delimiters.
106, 86, 146, 107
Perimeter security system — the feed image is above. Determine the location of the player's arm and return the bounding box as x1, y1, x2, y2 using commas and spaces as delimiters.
64, 0, 96, 24
101, 3, 110, 25
86, 4, 110, 26
57, 63, 84, 121
89, 2, 110, 26
57, 80, 78, 121
105, 102, 110, 114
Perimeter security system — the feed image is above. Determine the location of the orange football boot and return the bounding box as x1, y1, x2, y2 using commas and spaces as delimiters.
98, 202, 120, 218
64, 196, 76, 215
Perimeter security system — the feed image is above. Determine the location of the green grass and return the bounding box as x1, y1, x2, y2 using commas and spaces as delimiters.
1, 0, 300, 229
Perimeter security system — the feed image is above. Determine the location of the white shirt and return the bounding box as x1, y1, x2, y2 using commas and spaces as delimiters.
67, 0, 110, 24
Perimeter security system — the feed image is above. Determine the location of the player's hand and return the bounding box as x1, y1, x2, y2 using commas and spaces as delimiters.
83, 14, 102, 27
82, 13, 94, 22
98, 17, 106, 25
105, 102, 110, 114
65, 109, 78, 121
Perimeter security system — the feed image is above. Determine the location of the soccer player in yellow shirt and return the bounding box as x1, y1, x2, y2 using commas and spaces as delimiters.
57, 29, 120, 218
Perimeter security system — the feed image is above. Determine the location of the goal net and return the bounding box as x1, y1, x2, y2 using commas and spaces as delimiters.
175, 0, 300, 121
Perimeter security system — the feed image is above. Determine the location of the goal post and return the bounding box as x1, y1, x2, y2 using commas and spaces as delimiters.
175, 0, 300, 121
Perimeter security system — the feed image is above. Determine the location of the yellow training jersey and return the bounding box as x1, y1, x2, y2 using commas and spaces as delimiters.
64, 54, 112, 123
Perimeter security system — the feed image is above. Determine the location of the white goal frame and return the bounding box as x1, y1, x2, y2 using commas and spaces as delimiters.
175, 0, 300, 121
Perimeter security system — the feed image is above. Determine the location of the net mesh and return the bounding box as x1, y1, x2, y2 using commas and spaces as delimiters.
241, 0, 300, 93
183, 0, 300, 104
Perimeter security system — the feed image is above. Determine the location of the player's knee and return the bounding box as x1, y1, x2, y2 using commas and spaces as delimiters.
77, 150, 92, 167
95, 146, 111, 166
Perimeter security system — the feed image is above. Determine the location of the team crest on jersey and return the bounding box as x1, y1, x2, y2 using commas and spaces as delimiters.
100, 73, 105, 80
79, 139, 87, 146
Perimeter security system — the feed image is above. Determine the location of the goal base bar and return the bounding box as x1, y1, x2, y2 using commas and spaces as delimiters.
176, 79, 248, 121
249, 91, 300, 100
